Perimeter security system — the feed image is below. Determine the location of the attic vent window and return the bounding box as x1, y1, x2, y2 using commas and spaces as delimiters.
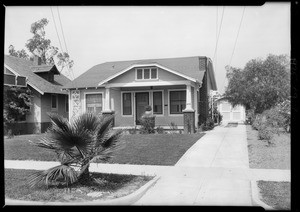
136, 68, 158, 80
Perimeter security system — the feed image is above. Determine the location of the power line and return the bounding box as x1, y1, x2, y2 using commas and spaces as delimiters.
57, 6, 69, 54
228, 6, 246, 66
215, 6, 218, 72
56, 7, 75, 81
50, 6, 64, 53
213, 6, 225, 63
222, 6, 246, 91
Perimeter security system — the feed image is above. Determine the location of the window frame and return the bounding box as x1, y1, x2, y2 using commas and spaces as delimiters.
152, 91, 164, 115
84, 92, 104, 114
168, 89, 186, 115
51, 94, 58, 111
135, 67, 158, 81
121, 92, 133, 116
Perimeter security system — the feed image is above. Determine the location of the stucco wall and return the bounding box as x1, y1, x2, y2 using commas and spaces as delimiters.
41, 93, 69, 122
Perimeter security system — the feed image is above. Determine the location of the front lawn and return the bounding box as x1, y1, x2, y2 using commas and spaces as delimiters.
109, 133, 204, 165
246, 125, 290, 169
257, 181, 291, 210
4, 133, 204, 166
5, 168, 153, 202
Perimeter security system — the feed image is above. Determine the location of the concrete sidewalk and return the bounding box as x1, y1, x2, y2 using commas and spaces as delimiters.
4, 124, 290, 206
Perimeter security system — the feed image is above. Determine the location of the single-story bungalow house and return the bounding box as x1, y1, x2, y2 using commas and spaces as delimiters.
4, 55, 71, 134
63, 56, 217, 132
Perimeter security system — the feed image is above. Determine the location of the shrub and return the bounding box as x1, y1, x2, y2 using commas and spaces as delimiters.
139, 116, 155, 134
246, 109, 255, 125
156, 126, 164, 134
213, 108, 222, 124
203, 117, 215, 131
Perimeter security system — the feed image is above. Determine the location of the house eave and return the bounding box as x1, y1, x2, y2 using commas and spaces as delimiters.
98, 63, 197, 86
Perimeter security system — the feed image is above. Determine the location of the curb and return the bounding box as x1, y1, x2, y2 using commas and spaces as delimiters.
250, 180, 274, 210
5, 176, 160, 205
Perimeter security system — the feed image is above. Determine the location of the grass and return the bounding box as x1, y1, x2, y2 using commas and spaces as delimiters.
257, 181, 291, 210
246, 124, 290, 210
246, 125, 290, 169
4, 133, 204, 165
5, 168, 153, 202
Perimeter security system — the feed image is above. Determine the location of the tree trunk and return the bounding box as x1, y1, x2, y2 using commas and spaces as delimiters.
78, 164, 91, 184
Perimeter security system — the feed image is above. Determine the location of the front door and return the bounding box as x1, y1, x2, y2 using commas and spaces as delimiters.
135, 92, 149, 125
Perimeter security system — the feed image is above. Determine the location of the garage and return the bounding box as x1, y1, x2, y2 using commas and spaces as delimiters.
217, 100, 246, 123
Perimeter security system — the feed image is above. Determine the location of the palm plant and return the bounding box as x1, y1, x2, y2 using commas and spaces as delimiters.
27, 112, 123, 188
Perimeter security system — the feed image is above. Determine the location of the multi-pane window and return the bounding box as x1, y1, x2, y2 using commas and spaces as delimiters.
153, 91, 163, 114
122, 93, 132, 115
137, 69, 143, 79
51, 94, 58, 110
136, 68, 158, 80
170, 90, 186, 114
86, 93, 102, 114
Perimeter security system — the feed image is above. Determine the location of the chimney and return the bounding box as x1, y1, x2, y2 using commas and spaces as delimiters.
33, 56, 42, 66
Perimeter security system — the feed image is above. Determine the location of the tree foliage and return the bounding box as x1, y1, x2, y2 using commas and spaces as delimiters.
3, 86, 32, 132
224, 54, 290, 114
8, 45, 29, 60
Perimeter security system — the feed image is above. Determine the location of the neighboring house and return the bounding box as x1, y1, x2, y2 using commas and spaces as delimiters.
217, 100, 246, 124
63, 56, 217, 132
4, 55, 71, 134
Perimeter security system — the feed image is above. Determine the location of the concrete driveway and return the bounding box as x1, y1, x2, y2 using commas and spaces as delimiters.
134, 124, 253, 206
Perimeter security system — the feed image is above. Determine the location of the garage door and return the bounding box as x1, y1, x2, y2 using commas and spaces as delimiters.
219, 102, 245, 123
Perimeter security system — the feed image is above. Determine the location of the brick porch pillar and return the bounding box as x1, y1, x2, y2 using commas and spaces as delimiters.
183, 84, 195, 134
183, 110, 195, 134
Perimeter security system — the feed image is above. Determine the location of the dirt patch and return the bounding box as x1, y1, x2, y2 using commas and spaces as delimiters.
246, 125, 290, 169
5, 169, 153, 203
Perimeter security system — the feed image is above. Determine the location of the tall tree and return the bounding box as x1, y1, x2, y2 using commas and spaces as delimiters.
224, 54, 290, 114
8, 18, 74, 72
25, 18, 74, 70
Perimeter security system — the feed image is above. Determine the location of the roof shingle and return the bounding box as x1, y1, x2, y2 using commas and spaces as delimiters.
4, 55, 71, 94
63, 56, 215, 89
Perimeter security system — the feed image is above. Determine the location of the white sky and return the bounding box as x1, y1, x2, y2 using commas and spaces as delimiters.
4, 3, 290, 94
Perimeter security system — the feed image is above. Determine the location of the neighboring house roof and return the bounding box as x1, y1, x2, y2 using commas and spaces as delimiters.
4, 55, 71, 95
31, 65, 60, 74
63, 56, 217, 90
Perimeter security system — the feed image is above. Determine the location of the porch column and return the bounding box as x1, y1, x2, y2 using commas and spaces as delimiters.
102, 87, 115, 126
185, 84, 193, 111
183, 84, 195, 134
104, 87, 111, 112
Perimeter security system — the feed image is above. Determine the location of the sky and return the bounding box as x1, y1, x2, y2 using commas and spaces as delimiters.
4, 3, 290, 94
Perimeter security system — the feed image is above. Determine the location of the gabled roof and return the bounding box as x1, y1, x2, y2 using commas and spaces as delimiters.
4, 55, 71, 95
63, 56, 217, 90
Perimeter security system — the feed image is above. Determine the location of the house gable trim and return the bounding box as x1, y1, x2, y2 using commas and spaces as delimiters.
5, 64, 44, 95
98, 63, 197, 86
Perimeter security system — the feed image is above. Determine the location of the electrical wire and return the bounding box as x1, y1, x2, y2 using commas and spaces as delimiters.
213, 6, 225, 63
222, 6, 246, 91
228, 6, 246, 66
50, 6, 64, 53
57, 6, 69, 54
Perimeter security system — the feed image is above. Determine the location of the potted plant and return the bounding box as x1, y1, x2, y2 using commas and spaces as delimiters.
144, 105, 152, 115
